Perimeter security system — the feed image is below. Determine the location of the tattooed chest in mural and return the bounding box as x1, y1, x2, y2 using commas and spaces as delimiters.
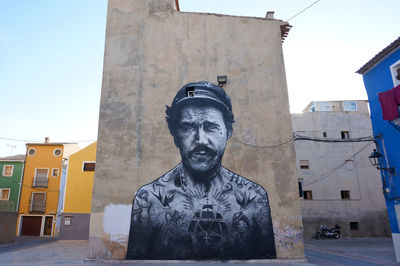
127, 164, 276, 259
126, 81, 276, 260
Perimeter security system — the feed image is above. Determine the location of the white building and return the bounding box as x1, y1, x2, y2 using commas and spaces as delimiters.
292, 100, 390, 238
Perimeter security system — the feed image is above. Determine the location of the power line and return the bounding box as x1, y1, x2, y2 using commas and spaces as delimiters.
294, 133, 375, 143
304, 141, 374, 186
0, 137, 96, 143
230, 136, 294, 149
0, 133, 375, 150
230, 133, 375, 149
0, 177, 60, 192
287, 0, 321, 21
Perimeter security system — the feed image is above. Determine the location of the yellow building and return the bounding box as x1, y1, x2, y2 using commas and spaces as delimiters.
17, 142, 80, 237
57, 142, 96, 239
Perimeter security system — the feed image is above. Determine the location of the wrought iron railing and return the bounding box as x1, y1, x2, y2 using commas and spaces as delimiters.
32, 176, 48, 188
30, 201, 46, 213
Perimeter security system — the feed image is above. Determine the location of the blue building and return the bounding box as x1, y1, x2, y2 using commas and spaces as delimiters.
357, 37, 400, 262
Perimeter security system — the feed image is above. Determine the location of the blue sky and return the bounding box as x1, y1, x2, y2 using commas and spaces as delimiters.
1, 0, 399, 156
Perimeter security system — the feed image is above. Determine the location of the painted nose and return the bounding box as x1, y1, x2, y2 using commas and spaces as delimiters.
197, 126, 209, 145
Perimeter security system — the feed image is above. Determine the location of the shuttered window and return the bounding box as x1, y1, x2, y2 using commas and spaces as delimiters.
83, 162, 95, 172
3, 165, 14, 177
30, 192, 46, 213
0, 189, 10, 200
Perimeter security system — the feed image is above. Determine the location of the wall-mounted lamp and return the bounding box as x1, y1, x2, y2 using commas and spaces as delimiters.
368, 149, 396, 174
368, 149, 382, 169
217, 75, 227, 87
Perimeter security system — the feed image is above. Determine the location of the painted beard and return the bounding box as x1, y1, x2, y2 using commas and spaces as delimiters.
182, 145, 222, 176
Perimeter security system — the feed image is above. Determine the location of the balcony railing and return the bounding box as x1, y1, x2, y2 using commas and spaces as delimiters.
32, 177, 48, 188
30, 202, 46, 213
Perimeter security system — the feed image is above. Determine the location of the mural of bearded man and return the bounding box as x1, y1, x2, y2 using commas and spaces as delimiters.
126, 81, 276, 260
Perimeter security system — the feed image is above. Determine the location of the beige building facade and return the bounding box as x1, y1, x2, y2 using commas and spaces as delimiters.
89, 0, 304, 261
292, 100, 390, 238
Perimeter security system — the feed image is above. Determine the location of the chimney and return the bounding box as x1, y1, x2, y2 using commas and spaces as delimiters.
266, 11, 275, 20
45, 137, 50, 143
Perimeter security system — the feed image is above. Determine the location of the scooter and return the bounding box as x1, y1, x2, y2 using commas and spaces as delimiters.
315, 224, 341, 239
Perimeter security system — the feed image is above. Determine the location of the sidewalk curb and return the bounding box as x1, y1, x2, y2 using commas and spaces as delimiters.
84, 258, 311, 265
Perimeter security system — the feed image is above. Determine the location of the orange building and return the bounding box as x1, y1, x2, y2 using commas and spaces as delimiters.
17, 142, 79, 237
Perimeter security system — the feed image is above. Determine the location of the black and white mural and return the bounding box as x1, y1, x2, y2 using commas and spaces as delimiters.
127, 82, 276, 260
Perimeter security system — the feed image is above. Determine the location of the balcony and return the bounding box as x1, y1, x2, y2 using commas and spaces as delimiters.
30, 202, 46, 213
30, 192, 46, 213
32, 177, 48, 188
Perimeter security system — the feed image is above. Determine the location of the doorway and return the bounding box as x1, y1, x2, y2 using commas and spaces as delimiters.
43, 216, 53, 236
20, 216, 42, 236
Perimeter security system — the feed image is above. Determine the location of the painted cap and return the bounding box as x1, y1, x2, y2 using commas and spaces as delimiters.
168, 81, 233, 115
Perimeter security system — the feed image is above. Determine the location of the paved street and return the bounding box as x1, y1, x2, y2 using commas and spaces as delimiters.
305, 238, 398, 265
0, 237, 398, 265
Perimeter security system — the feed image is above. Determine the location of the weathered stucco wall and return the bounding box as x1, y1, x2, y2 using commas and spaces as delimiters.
89, 0, 303, 260
0, 212, 17, 244
58, 213, 90, 240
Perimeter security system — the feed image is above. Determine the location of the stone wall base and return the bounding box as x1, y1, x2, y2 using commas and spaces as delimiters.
84, 258, 309, 264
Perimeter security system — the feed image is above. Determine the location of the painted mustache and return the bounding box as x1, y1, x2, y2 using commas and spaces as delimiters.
188, 145, 216, 157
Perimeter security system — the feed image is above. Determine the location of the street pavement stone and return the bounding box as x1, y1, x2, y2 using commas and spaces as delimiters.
0, 236, 55, 254
0, 237, 398, 265
305, 237, 398, 265
0, 240, 87, 265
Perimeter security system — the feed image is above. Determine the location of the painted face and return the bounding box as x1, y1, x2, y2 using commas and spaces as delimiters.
176, 105, 229, 175
237, 220, 248, 233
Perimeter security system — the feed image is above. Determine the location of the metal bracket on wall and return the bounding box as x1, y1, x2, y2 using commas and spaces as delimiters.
389, 120, 400, 132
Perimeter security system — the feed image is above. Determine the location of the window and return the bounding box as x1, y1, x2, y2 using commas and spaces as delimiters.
0, 189, 10, 200
397, 68, 400, 83
3, 165, 14, 177
349, 222, 359, 230
341, 190, 350, 200
28, 148, 36, 156
303, 191, 313, 200
52, 168, 59, 177
186, 87, 195, 97
30, 192, 46, 213
345, 160, 354, 170
323, 132, 327, 138
298, 181, 303, 198
317, 101, 333, 111
83, 162, 95, 172
33, 169, 49, 188
64, 216, 72, 226
299, 160, 309, 169
53, 148, 62, 157
342, 101, 358, 111
390, 59, 400, 87
341, 131, 350, 139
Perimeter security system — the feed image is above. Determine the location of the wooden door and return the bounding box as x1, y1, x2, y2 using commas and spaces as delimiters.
43, 216, 53, 236
21, 216, 42, 236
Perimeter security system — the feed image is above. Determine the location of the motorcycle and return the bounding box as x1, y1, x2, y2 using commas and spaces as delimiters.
315, 224, 341, 239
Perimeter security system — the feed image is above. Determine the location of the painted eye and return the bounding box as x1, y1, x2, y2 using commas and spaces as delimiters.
180, 124, 196, 132
204, 123, 219, 132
